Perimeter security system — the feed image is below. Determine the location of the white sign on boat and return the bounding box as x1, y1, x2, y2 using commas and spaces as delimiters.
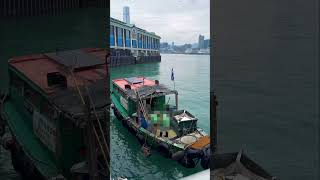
120, 96, 128, 110
33, 110, 57, 153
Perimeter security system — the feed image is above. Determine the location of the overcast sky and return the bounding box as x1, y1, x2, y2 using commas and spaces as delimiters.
111, 0, 210, 45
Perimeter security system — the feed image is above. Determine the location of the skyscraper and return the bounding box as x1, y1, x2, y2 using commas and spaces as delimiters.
198, 35, 205, 49
204, 39, 210, 49
123, 6, 130, 24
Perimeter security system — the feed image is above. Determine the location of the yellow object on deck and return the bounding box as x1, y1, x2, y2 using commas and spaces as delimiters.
191, 136, 210, 150
156, 129, 177, 139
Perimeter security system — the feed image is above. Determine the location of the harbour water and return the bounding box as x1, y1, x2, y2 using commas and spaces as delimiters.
214, 0, 318, 179
110, 54, 210, 179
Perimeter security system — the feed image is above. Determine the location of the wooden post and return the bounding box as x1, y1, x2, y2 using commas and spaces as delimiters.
49, 0, 52, 14
12, 0, 15, 16
211, 92, 218, 152
175, 93, 178, 110
30, 0, 32, 16
53, 0, 56, 15
17, 0, 20, 16
35, 0, 39, 16
20, 0, 23, 16
84, 98, 98, 180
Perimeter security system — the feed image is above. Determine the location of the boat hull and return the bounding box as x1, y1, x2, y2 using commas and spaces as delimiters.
112, 104, 211, 169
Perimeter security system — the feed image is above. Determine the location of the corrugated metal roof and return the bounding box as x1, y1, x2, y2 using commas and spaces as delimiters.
45, 49, 104, 70
9, 48, 107, 94
8, 48, 109, 116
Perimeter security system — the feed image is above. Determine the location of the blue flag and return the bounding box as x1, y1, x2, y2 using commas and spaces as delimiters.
171, 68, 174, 81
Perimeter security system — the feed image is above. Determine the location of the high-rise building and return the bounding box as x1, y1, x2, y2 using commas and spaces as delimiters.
204, 39, 210, 49
123, 6, 130, 24
198, 35, 205, 49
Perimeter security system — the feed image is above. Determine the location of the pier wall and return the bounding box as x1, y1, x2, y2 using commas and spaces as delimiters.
109, 55, 161, 67
110, 56, 135, 67
0, 0, 108, 17
109, 48, 161, 67
136, 56, 161, 64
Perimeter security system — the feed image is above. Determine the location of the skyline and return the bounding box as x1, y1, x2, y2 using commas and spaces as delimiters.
111, 0, 210, 45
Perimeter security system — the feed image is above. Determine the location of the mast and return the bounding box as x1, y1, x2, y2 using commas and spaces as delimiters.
175, 93, 178, 110
105, 51, 110, 179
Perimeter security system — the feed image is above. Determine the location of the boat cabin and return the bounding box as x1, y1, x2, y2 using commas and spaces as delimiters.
112, 77, 198, 137
5, 48, 109, 178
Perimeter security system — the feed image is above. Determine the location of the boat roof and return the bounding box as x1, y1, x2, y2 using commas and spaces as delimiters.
9, 48, 106, 94
8, 48, 109, 119
112, 77, 178, 100
113, 77, 155, 90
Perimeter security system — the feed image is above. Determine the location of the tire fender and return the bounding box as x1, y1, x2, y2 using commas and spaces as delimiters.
157, 143, 172, 158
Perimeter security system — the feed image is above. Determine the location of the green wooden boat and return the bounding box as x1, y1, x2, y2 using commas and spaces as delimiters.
0, 48, 110, 180
111, 77, 211, 169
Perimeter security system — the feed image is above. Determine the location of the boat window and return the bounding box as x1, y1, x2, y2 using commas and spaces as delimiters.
10, 72, 24, 96
165, 94, 176, 111
24, 83, 40, 113
118, 88, 127, 98
165, 94, 175, 105
41, 100, 58, 123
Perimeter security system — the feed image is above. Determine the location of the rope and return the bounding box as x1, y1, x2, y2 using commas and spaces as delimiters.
68, 68, 110, 174
69, 68, 85, 105
133, 88, 152, 150
84, 85, 110, 158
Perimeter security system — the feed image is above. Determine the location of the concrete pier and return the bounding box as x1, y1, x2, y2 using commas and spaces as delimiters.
109, 55, 161, 67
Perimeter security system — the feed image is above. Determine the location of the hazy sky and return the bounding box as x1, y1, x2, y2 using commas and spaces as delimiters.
111, 0, 210, 45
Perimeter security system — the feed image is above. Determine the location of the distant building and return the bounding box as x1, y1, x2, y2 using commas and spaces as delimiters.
123, 6, 130, 24
171, 42, 175, 49
160, 42, 169, 49
192, 43, 198, 48
204, 39, 210, 49
198, 35, 205, 49
110, 17, 160, 57
185, 48, 193, 54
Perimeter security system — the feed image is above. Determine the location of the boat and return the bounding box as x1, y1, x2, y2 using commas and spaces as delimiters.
0, 48, 110, 179
111, 76, 211, 169
211, 150, 277, 180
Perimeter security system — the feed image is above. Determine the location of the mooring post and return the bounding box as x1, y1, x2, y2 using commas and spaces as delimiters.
211, 92, 218, 152
84, 97, 98, 180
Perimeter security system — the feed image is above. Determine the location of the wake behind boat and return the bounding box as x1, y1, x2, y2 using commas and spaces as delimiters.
111, 77, 211, 169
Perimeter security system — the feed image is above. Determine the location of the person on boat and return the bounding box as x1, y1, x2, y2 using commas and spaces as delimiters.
139, 111, 148, 129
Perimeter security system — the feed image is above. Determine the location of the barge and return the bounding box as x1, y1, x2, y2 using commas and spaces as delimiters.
111, 77, 211, 169
0, 48, 110, 179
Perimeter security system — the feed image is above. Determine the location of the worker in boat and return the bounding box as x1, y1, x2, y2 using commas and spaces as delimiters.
139, 111, 148, 129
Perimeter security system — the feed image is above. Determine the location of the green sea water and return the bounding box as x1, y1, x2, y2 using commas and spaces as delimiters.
110, 54, 210, 180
